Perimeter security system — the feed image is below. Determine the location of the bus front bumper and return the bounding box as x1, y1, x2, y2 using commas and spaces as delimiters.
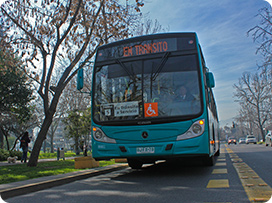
93, 135, 209, 160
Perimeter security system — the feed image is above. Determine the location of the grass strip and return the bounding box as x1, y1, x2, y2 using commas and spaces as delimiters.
0, 159, 115, 184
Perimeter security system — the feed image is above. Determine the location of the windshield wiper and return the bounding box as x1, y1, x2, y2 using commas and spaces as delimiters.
115, 59, 135, 81
151, 52, 171, 81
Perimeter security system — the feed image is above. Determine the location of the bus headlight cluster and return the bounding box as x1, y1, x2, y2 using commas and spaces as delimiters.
93, 127, 116, 143
176, 119, 205, 141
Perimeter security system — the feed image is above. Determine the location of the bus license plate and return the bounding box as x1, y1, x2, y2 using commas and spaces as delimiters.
136, 147, 155, 154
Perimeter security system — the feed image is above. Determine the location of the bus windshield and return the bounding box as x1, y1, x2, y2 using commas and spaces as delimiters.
93, 54, 202, 124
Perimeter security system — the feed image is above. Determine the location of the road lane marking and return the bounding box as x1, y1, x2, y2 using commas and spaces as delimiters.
221, 148, 226, 153
212, 169, 228, 174
215, 162, 226, 166
217, 158, 226, 162
206, 151, 229, 189
226, 147, 272, 202
206, 179, 229, 188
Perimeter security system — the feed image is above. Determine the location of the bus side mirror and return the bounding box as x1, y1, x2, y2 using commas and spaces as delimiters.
77, 68, 84, 90
206, 72, 215, 88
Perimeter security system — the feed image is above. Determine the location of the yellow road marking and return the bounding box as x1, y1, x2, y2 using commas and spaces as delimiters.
217, 158, 226, 162
221, 148, 226, 153
206, 151, 229, 189
226, 148, 272, 202
212, 169, 228, 174
206, 179, 229, 188
215, 162, 226, 166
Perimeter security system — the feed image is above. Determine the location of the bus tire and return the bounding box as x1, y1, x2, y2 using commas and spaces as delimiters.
215, 149, 220, 156
128, 159, 143, 169
203, 155, 215, 166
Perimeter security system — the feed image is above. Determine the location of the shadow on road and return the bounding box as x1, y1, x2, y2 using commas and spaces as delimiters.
114, 157, 217, 182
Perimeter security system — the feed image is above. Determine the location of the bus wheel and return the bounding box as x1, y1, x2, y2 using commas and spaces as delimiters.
128, 159, 143, 169
215, 149, 220, 156
203, 155, 215, 166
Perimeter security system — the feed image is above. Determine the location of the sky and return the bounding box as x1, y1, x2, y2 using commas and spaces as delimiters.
141, 0, 270, 125
0, 0, 270, 126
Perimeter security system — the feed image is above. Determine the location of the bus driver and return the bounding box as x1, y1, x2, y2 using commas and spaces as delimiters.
175, 85, 195, 102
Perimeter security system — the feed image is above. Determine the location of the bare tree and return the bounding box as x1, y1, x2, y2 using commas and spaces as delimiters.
135, 17, 169, 36
0, 0, 144, 166
248, 7, 272, 71
236, 103, 256, 134
233, 70, 272, 140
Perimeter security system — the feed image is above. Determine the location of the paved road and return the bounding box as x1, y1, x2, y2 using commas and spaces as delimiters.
227, 144, 272, 187
3, 144, 272, 203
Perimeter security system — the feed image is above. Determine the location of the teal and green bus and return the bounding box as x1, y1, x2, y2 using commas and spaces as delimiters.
79, 33, 219, 169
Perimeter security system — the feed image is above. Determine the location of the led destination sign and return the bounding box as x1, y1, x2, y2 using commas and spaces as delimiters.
123, 41, 169, 57
96, 37, 196, 62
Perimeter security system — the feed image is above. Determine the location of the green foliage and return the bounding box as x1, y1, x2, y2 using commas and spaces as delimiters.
64, 109, 92, 139
0, 150, 81, 161
0, 149, 9, 161
9, 150, 23, 160
0, 56, 33, 122
0, 36, 35, 151
0, 149, 22, 161
63, 108, 92, 154
38, 152, 78, 159
38, 152, 58, 159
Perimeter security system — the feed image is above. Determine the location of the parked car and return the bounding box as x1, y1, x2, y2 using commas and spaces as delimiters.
239, 138, 246, 144
228, 137, 237, 145
265, 132, 272, 147
246, 135, 257, 144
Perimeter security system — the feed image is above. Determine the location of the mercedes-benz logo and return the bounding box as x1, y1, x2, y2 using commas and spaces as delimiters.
142, 131, 148, 139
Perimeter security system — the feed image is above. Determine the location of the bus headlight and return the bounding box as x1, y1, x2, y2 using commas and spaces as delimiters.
93, 127, 116, 143
176, 119, 205, 141
192, 123, 202, 134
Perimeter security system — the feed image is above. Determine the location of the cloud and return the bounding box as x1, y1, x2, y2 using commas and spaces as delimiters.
264, 0, 272, 7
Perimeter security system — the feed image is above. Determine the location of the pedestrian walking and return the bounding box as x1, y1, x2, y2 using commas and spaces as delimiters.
20, 131, 30, 163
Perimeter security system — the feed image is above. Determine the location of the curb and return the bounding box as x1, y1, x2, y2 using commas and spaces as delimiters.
0, 164, 128, 200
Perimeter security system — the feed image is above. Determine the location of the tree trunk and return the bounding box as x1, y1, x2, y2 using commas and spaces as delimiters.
43, 139, 47, 153
50, 134, 54, 153
49, 125, 55, 153
0, 127, 4, 149
27, 91, 62, 167
4, 133, 10, 151
0, 127, 10, 150
75, 136, 80, 155
260, 125, 265, 141
27, 114, 54, 167
11, 136, 22, 151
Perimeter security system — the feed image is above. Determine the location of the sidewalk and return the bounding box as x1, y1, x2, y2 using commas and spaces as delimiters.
0, 159, 128, 200
0, 156, 75, 167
